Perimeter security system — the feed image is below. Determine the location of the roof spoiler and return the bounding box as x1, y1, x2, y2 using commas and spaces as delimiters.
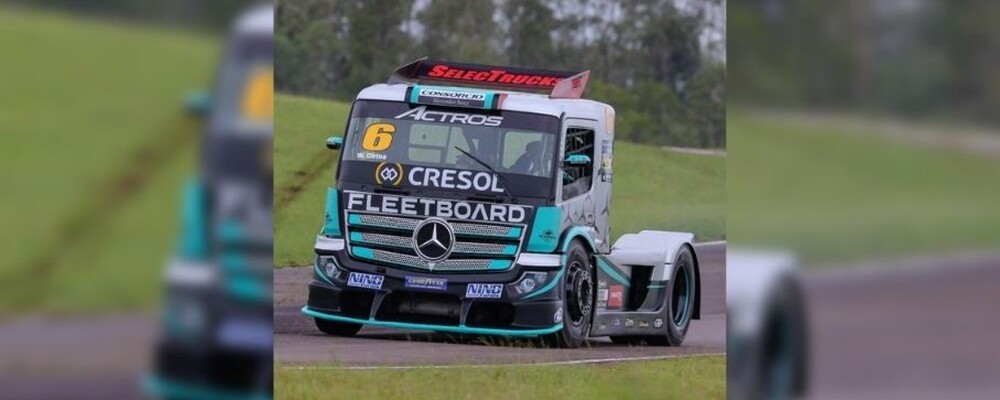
388, 57, 590, 99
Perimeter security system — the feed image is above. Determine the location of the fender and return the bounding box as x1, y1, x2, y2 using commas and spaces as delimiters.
726, 249, 798, 336
607, 230, 701, 319
558, 225, 597, 254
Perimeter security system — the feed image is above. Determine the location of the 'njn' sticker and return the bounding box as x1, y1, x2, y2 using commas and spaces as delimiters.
347, 272, 384, 290
466, 283, 503, 299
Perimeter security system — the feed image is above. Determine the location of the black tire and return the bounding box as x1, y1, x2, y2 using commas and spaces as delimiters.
543, 240, 595, 348
644, 245, 697, 346
748, 276, 808, 400
314, 317, 362, 336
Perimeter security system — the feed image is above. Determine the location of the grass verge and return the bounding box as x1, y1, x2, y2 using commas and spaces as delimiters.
0, 7, 217, 313
728, 110, 1000, 265
275, 356, 725, 400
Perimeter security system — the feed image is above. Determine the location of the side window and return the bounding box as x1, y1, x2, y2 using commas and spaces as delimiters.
562, 127, 595, 200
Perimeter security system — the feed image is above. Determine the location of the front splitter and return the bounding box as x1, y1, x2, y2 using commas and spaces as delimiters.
302, 306, 563, 337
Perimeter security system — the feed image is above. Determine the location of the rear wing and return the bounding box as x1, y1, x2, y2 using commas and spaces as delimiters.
388, 57, 590, 99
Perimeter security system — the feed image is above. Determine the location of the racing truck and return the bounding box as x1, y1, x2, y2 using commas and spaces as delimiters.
303, 58, 702, 348
147, 4, 273, 398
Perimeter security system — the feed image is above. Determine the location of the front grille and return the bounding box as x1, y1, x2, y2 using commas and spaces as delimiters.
345, 211, 524, 273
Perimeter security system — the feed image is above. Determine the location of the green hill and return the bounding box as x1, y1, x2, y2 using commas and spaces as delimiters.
728, 110, 1000, 265
0, 7, 218, 313
274, 94, 725, 267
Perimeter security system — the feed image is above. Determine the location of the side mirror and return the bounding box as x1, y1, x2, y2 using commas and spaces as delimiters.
563, 154, 592, 166
184, 90, 211, 118
326, 136, 343, 150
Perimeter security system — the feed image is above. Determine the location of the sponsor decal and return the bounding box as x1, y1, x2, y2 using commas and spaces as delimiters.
362, 123, 395, 151
598, 323, 607, 330
613, 318, 622, 327
407, 166, 504, 193
638, 320, 650, 329
405, 276, 448, 291
600, 138, 613, 182
625, 318, 635, 328
412, 218, 455, 262
539, 229, 558, 243
653, 318, 664, 329
375, 162, 404, 186
355, 151, 387, 161
554, 307, 563, 323
415, 87, 489, 108
466, 283, 503, 299
605, 106, 615, 136
345, 192, 528, 223
347, 272, 384, 290
426, 65, 564, 89
608, 284, 625, 309
596, 286, 609, 311
395, 106, 502, 127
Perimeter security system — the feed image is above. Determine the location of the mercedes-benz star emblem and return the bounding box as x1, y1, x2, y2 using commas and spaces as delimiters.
413, 218, 455, 263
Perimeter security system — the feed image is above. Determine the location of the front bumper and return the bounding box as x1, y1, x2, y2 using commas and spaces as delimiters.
305, 249, 566, 336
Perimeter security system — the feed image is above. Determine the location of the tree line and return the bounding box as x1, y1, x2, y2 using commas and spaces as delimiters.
730, 0, 1000, 128
277, 0, 726, 148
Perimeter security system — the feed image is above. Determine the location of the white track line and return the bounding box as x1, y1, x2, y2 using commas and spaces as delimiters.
284, 352, 726, 370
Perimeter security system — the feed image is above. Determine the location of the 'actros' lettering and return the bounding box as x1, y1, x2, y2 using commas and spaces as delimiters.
395, 106, 502, 127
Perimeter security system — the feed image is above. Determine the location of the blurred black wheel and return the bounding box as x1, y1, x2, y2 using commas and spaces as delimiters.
314, 318, 362, 336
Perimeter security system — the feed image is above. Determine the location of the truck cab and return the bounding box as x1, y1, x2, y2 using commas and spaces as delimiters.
148, 4, 274, 397
305, 59, 700, 348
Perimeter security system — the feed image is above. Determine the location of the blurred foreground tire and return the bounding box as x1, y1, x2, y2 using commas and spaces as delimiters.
314, 318, 363, 336
731, 275, 808, 400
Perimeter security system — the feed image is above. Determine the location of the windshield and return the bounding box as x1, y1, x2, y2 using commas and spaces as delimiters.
338, 100, 560, 200
203, 33, 273, 184
210, 33, 273, 135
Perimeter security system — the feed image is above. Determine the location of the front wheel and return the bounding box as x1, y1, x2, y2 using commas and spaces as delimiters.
644, 245, 696, 346
543, 240, 595, 348
314, 317, 362, 336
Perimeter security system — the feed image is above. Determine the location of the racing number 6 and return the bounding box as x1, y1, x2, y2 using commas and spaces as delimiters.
362, 123, 395, 151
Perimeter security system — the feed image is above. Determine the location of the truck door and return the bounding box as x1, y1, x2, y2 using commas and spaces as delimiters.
560, 118, 611, 253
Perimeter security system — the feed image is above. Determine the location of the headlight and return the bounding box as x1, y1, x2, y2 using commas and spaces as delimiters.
319, 256, 341, 280
511, 271, 548, 295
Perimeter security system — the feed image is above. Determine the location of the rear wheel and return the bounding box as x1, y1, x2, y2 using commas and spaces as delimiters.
543, 240, 594, 348
644, 245, 696, 346
314, 317, 362, 336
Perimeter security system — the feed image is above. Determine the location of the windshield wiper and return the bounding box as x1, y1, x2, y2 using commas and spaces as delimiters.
453, 146, 515, 203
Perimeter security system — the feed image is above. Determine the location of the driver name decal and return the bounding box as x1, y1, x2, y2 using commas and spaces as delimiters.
344, 192, 527, 223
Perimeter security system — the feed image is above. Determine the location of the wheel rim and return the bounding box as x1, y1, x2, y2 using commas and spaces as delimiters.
671, 263, 693, 327
565, 259, 593, 326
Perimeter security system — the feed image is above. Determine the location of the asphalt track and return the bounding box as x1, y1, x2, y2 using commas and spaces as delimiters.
804, 250, 1000, 400
273, 242, 728, 366
5, 246, 999, 399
